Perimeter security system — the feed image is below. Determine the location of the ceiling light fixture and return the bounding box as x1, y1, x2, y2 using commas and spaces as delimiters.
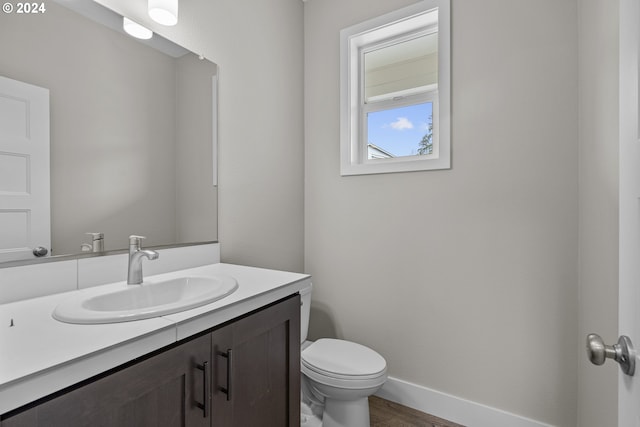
123, 17, 153, 40
148, 0, 178, 26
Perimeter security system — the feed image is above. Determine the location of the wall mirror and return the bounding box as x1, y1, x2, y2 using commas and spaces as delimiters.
0, 0, 218, 265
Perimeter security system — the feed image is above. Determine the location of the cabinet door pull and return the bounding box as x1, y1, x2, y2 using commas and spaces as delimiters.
196, 361, 211, 417
218, 349, 233, 401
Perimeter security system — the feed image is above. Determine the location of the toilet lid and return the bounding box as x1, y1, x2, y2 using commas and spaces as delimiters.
301, 338, 386, 379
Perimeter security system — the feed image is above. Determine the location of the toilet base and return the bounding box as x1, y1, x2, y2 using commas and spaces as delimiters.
321, 396, 370, 427
301, 402, 323, 427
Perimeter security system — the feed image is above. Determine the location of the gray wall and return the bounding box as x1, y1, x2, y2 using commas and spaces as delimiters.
175, 54, 219, 244
305, 0, 579, 425
577, 0, 619, 425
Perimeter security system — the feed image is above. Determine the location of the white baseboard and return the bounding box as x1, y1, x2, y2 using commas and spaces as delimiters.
375, 376, 554, 427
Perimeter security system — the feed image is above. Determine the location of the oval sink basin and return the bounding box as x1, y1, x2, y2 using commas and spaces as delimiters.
53, 275, 238, 324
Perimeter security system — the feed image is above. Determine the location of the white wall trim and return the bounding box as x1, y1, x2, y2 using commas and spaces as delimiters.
376, 376, 554, 427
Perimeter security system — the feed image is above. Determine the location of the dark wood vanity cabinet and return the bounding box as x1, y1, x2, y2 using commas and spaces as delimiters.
1, 334, 212, 427
1, 294, 300, 427
210, 294, 300, 427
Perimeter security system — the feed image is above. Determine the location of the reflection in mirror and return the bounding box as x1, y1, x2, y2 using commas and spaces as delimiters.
0, 0, 218, 264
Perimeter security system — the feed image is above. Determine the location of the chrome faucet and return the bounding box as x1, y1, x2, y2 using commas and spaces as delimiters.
81, 232, 104, 252
127, 235, 159, 285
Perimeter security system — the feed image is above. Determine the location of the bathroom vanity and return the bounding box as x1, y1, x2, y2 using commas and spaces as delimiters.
0, 262, 308, 427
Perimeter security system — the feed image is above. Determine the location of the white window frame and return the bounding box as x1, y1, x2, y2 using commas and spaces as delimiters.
340, 0, 451, 176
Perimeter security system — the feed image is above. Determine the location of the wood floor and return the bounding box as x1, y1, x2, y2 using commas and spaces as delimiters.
369, 396, 466, 427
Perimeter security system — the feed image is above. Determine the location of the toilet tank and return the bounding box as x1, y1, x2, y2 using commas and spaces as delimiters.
300, 283, 312, 344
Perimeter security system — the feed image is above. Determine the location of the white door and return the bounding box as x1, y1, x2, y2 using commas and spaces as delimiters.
586, 1, 640, 424
0, 75, 50, 262
618, 0, 640, 424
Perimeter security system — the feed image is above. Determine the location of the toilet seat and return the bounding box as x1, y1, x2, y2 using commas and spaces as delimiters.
301, 339, 387, 389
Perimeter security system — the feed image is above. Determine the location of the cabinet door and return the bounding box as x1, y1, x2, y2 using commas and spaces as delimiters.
2, 334, 211, 427
211, 294, 300, 427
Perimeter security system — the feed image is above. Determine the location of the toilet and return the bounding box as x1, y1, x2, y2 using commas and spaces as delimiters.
299, 284, 387, 427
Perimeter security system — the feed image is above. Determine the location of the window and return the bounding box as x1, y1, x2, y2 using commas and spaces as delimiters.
340, 0, 450, 175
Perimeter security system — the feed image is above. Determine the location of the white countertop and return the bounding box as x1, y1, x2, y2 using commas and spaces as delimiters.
0, 263, 310, 414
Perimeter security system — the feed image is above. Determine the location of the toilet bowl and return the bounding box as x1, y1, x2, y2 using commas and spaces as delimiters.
300, 284, 387, 427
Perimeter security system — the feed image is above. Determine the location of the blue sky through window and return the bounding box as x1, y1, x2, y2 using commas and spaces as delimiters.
367, 102, 433, 157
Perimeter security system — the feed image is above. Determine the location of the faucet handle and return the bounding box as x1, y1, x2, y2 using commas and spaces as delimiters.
129, 235, 146, 248
86, 232, 104, 240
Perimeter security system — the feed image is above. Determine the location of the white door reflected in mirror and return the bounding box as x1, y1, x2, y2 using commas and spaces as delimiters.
0, 75, 50, 262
